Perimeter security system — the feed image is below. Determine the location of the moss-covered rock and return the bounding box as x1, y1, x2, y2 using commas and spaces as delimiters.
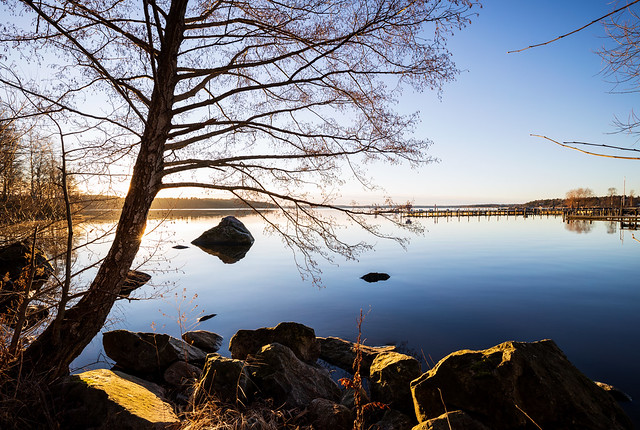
60, 369, 179, 429
410, 339, 632, 430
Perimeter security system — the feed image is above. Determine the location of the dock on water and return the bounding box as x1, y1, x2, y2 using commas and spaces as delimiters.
399, 206, 640, 222
401, 207, 564, 219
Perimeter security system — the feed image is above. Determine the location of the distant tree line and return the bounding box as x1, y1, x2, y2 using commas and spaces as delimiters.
523, 187, 636, 208
83, 196, 276, 210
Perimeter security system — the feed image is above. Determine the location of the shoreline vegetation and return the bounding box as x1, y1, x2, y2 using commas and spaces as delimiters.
2, 192, 637, 227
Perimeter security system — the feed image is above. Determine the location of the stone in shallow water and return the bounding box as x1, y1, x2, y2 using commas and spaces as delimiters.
360, 272, 390, 283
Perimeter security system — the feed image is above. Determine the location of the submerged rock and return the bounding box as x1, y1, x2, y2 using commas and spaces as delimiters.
229, 322, 320, 363
410, 339, 632, 430
59, 368, 179, 429
360, 272, 390, 283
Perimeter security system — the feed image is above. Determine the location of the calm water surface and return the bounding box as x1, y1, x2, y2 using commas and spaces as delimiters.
73, 211, 640, 423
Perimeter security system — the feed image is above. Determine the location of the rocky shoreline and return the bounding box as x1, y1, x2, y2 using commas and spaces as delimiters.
57, 321, 632, 429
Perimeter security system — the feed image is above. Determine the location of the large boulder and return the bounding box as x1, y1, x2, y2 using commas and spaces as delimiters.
410, 339, 632, 430
369, 351, 421, 417
59, 368, 179, 430
318, 336, 397, 376
412, 410, 490, 430
193, 354, 252, 405
192, 216, 254, 263
182, 330, 223, 353
307, 398, 352, 430
246, 343, 341, 409
103, 330, 207, 375
230, 322, 320, 363
0, 241, 54, 313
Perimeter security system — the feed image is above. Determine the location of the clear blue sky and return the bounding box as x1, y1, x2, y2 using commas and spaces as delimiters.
346, 0, 640, 205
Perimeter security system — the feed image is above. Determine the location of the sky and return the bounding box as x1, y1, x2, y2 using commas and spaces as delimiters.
4, 1, 638, 206
344, 0, 640, 205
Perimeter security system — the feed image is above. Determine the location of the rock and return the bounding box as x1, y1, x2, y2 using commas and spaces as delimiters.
373, 409, 414, 430
192, 216, 254, 246
119, 270, 151, 298
230, 322, 320, 363
318, 336, 397, 376
197, 313, 217, 322
360, 272, 390, 283
247, 343, 341, 409
0, 241, 54, 313
595, 381, 633, 402
59, 368, 179, 430
339, 386, 369, 410
172, 245, 189, 249
193, 354, 252, 405
307, 398, 352, 430
410, 339, 632, 430
182, 330, 223, 353
163, 361, 202, 388
370, 351, 421, 416
192, 217, 254, 263
103, 330, 207, 374
413, 410, 490, 430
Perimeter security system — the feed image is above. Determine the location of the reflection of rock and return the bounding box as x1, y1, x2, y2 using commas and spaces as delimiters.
193, 242, 252, 264
361, 272, 390, 283
192, 216, 254, 263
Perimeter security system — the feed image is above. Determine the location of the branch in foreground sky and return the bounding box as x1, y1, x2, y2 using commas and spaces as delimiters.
507, 0, 640, 54
532, 134, 640, 160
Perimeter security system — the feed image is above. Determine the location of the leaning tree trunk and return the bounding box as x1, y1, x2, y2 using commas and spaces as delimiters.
20, 0, 188, 381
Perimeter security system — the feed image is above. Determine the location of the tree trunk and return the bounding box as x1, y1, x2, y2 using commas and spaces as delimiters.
20, 0, 188, 381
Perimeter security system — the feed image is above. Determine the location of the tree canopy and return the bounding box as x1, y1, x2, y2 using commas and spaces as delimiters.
0, 0, 480, 378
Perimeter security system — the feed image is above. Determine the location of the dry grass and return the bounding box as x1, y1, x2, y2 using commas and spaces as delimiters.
0, 326, 59, 429
180, 396, 312, 430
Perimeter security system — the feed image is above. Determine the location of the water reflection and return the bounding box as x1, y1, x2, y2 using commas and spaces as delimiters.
564, 219, 594, 234
193, 242, 253, 264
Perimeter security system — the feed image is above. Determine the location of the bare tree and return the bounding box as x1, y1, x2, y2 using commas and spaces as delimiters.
0, 0, 480, 379
566, 187, 594, 208
608, 187, 618, 207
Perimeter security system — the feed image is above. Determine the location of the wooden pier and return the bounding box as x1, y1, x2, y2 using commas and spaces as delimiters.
400, 206, 640, 222
401, 207, 563, 219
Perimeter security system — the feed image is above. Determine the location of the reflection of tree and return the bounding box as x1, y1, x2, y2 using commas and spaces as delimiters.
606, 221, 618, 235
565, 220, 594, 234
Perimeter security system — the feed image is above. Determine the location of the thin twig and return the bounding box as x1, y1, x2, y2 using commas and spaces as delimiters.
508, 0, 640, 53
514, 403, 544, 430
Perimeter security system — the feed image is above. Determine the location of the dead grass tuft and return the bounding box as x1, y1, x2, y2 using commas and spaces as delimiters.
180, 396, 312, 430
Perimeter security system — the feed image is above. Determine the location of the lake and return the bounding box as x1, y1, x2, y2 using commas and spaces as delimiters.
71, 210, 640, 423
